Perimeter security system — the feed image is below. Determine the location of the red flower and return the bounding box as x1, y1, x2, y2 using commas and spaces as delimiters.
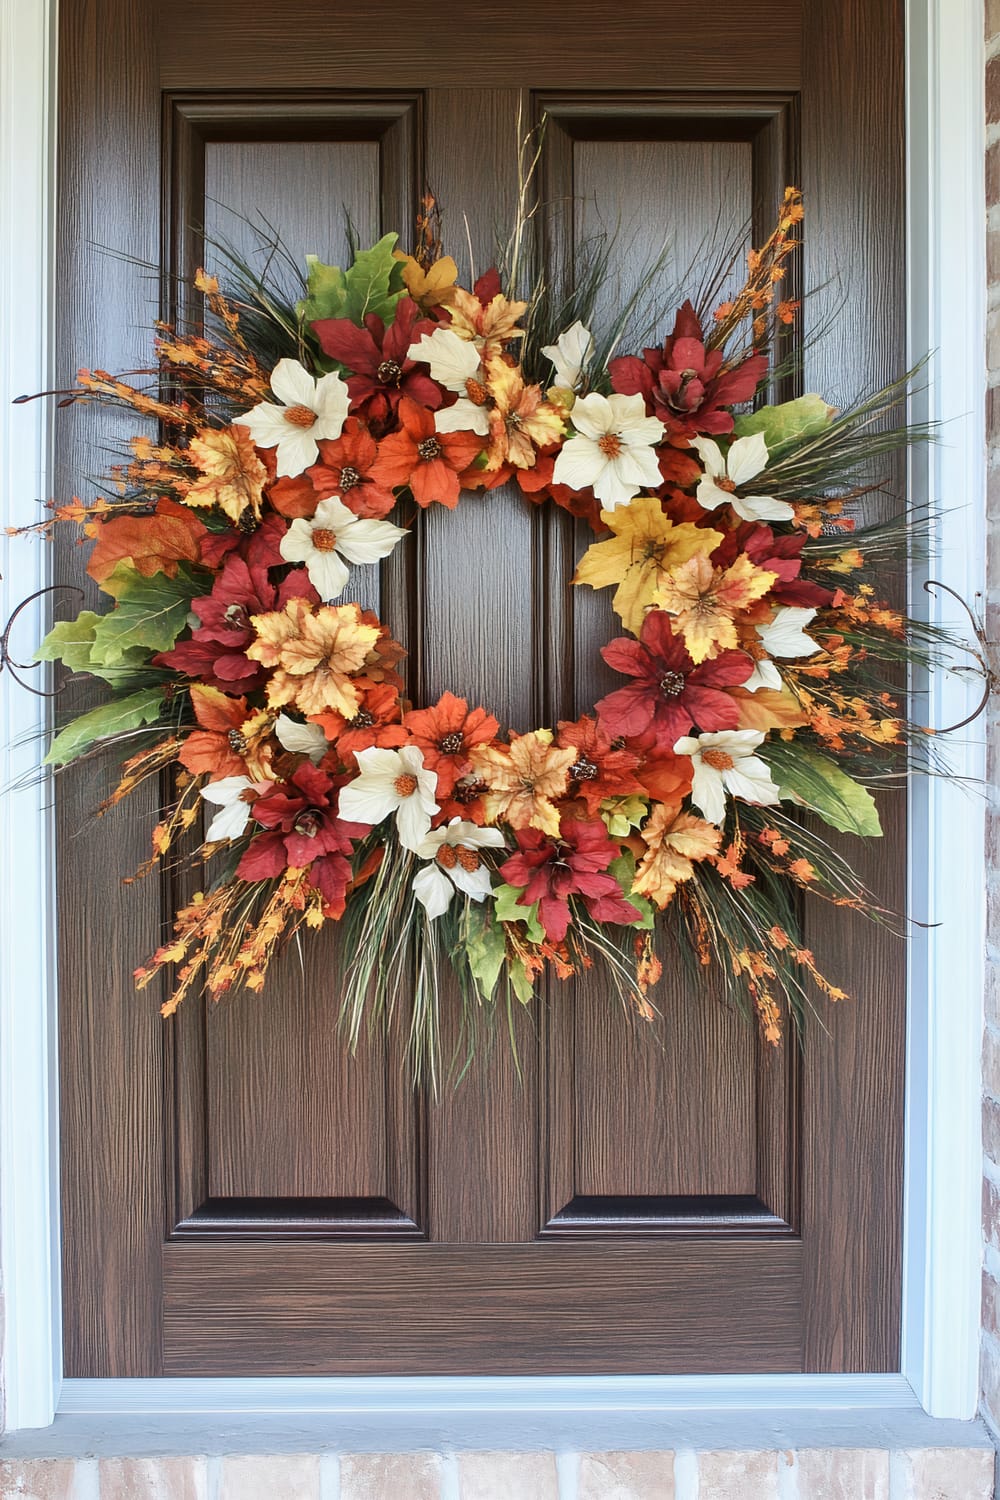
711, 522, 835, 608
308, 681, 407, 765
198, 510, 289, 572
402, 690, 500, 796
370, 398, 485, 509
554, 714, 645, 816
597, 610, 753, 744
237, 761, 366, 918
311, 297, 442, 436
306, 418, 398, 519
500, 816, 641, 942
609, 300, 767, 445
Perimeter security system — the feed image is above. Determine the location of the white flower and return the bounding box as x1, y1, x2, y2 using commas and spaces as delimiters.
689, 432, 794, 524
673, 730, 781, 825
278, 495, 408, 601
552, 391, 665, 509
274, 714, 328, 764
411, 818, 506, 919
239, 358, 350, 477
744, 607, 820, 693
408, 327, 490, 436
541, 320, 594, 392
338, 744, 439, 851
200, 776, 260, 842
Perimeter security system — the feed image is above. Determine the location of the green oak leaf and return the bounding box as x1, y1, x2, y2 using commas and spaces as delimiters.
297, 234, 406, 328
509, 955, 536, 1006
89, 563, 200, 664
608, 851, 656, 930
462, 904, 507, 1003
600, 794, 649, 839
35, 610, 161, 687
493, 881, 545, 945
760, 741, 882, 838
734, 393, 836, 462
44, 686, 166, 767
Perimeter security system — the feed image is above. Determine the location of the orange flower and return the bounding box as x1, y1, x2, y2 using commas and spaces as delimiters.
246, 596, 380, 718
403, 691, 500, 795
448, 286, 528, 358
632, 806, 722, 908
654, 553, 777, 663
183, 425, 267, 525
178, 686, 274, 780
482, 356, 564, 471
308, 681, 407, 765
470, 729, 577, 836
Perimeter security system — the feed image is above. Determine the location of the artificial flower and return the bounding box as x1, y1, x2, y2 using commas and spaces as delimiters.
573, 495, 723, 636
246, 597, 381, 718
471, 729, 578, 836
305, 419, 397, 519
407, 326, 489, 436
245, 760, 361, 868
632, 805, 723, 907
690, 432, 795, 524
654, 552, 778, 664
239, 358, 350, 477
201, 775, 265, 843
499, 816, 641, 942
710, 522, 835, 609
554, 714, 645, 816
597, 611, 753, 742
274, 712, 328, 764
278, 495, 408, 601
183, 425, 267, 525
370, 396, 485, 509
541, 320, 594, 393
744, 606, 820, 691
411, 818, 505, 918
179, 687, 268, 780
482, 356, 564, 471
311, 298, 441, 435
552, 391, 665, 508
447, 283, 528, 357
338, 743, 439, 851
609, 300, 766, 443
626, 725, 695, 808
402, 691, 500, 795
308, 681, 408, 764
673, 729, 781, 824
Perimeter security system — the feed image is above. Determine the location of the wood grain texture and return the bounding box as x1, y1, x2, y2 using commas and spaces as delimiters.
162, 1240, 803, 1373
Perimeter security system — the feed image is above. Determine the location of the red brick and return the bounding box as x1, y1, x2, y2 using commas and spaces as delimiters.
988, 55, 1000, 125
983, 1174, 1000, 1250
988, 140, 1000, 207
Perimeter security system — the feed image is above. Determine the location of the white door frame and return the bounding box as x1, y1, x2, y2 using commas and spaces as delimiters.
0, 0, 987, 1432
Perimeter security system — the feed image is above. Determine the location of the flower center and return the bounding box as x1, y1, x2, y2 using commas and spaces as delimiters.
453, 776, 487, 804
701, 748, 735, 771
598, 432, 623, 459
311, 527, 338, 552
394, 773, 419, 798
237, 510, 259, 535
456, 847, 481, 872
377, 359, 402, 386
293, 809, 322, 837
659, 671, 686, 699
227, 728, 248, 753
224, 603, 249, 629
570, 755, 599, 781
282, 403, 316, 429
438, 730, 464, 755
436, 844, 459, 869
465, 377, 491, 406
349, 709, 375, 729
716, 476, 737, 493
338, 465, 362, 491
506, 411, 523, 430
417, 436, 442, 461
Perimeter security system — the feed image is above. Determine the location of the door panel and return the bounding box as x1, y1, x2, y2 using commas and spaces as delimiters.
57, 0, 904, 1376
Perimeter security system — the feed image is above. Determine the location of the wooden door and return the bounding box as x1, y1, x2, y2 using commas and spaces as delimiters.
56, 0, 905, 1375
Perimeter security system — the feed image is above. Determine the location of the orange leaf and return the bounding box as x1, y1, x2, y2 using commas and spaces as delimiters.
729, 686, 808, 732
86, 497, 205, 585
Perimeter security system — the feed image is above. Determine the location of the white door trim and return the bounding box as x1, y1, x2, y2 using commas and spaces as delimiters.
0, 0, 987, 1431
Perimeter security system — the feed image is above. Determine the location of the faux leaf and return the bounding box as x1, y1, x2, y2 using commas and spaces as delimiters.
608, 852, 655, 930
463, 905, 507, 1003
734, 394, 836, 461
298, 234, 406, 328
760, 741, 882, 838
89, 563, 201, 664
86, 502, 206, 585
493, 881, 545, 945
730, 685, 809, 732
44, 686, 165, 767
35, 610, 168, 687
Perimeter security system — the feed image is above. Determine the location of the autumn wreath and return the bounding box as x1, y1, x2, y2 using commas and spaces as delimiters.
15, 183, 958, 1083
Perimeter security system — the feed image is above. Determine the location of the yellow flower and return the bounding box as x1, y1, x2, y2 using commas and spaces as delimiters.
654, 553, 777, 664
395, 252, 460, 311
246, 597, 380, 718
632, 807, 722, 908
573, 495, 723, 637
470, 729, 577, 836
484, 356, 564, 471
183, 425, 267, 525
448, 287, 528, 358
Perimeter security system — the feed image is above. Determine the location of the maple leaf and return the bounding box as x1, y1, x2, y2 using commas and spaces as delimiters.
729, 685, 808, 732
246, 596, 380, 718
470, 729, 577, 837
632, 806, 722, 908
183, 425, 267, 525
573, 495, 723, 637
654, 553, 777, 664
86, 497, 207, 585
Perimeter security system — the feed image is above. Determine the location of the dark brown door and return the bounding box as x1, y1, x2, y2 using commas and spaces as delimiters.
57, 0, 905, 1375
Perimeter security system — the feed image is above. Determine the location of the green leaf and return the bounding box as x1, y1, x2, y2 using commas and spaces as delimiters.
44, 686, 165, 767
509, 955, 536, 1006
298, 254, 349, 323
89, 563, 200, 664
760, 742, 883, 838
608, 852, 656, 930
493, 882, 545, 945
734, 394, 836, 462
462, 904, 507, 1003
297, 234, 406, 328
600, 794, 649, 839
35, 609, 165, 687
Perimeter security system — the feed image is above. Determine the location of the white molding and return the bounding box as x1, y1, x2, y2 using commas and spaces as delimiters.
901, 0, 988, 1421
0, 0, 989, 1437
0, 0, 61, 1434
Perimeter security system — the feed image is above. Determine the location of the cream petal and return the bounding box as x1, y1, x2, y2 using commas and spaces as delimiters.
731, 493, 796, 523
434, 399, 490, 435
305, 548, 350, 602
396, 743, 429, 778
412, 863, 454, 919
201, 775, 252, 806
408, 328, 481, 390
312, 495, 356, 531
725, 431, 769, 487
541, 320, 594, 391
744, 659, 783, 693
205, 798, 253, 842
338, 778, 399, 826
605, 392, 651, 429
620, 412, 667, 447
757, 607, 819, 658
613, 445, 662, 488
449, 861, 494, 901
551, 435, 604, 489
395, 795, 434, 852
335, 517, 408, 566
462, 824, 506, 849
689, 435, 726, 480
312, 371, 350, 429
274, 714, 327, 762
274, 429, 320, 478
567, 392, 614, 441
591, 461, 639, 508
689, 762, 727, 825
270, 357, 317, 409
278, 519, 316, 564
672, 736, 700, 757
723, 761, 781, 808
240, 402, 288, 449
694, 477, 730, 512
703, 729, 766, 754
415, 827, 450, 859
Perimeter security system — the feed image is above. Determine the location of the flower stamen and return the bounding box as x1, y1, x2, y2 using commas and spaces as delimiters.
282, 403, 317, 429
394, 773, 419, 797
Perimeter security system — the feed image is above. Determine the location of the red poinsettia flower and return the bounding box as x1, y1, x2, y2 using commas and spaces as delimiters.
499, 816, 641, 942
554, 714, 645, 816
609, 300, 767, 445
305, 418, 398, 519
308, 681, 408, 765
402, 691, 500, 796
597, 610, 753, 744
516, 450, 605, 531
198, 510, 289, 571
155, 553, 317, 692
370, 398, 485, 509
626, 727, 695, 807
178, 685, 258, 779
711, 522, 835, 608
237, 762, 366, 918
311, 298, 442, 436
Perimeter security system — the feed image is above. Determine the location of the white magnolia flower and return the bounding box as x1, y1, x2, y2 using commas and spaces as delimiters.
552, 391, 665, 509
278, 495, 408, 601
690, 432, 794, 524
541, 320, 594, 392
274, 713, 328, 764
240, 358, 350, 477
200, 776, 261, 842
408, 327, 490, 436
745, 607, 820, 692
673, 730, 781, 825
338, 744, 439, 851
411, 818, 506, 919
